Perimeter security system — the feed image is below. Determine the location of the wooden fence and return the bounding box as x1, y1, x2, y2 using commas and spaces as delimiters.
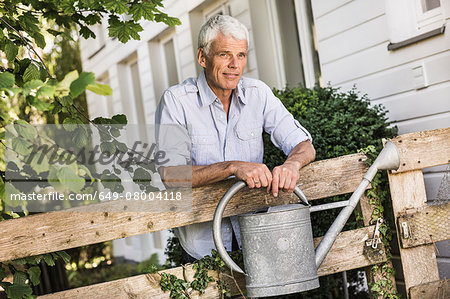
0, 127, 448, 298
386, 127, 450, 298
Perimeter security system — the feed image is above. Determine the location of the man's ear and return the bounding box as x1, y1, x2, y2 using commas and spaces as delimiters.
197, 48, 207, 68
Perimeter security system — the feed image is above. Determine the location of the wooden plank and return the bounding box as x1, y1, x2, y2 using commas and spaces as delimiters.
388, 170, 440, 294
391, 127, 450, 171
390, 127, 450, 173
37, 226, 386, 299
0, 153, 368, 263
409, 279, 449, 299
398, 202, 450, 248
358, 194, 397, 298
315, 225, 387, 276
37, 265, 245, 299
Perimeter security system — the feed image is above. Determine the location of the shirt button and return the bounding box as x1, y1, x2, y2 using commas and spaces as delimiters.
203, 138, 206, 142
250, 132, 254, 136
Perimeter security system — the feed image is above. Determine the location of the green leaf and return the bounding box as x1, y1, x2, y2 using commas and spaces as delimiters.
70, 72, 96, 98
4, 284, 33, 299
86, 82, 112, 95
100, 141, 116, 155
114, 140, 128, 153
12, 138, 33, 155
133, 168, 151, 183
31, 99, 52, 111
14, 120, 37, 140
56, 251, 71, 264
23, 63, 40, 83
112, 114, 127, 124
24, 79, 44, 91
57, 70, 79, 93
79, 26, 96, 39
108, 18, 143, 43
72, 127, 89, 147
32, 32, 46, 49
5, 41, 18, 62
63, 117, 84, 132
104, 0, 129, 14
57, 166, 85, 193
85, 13, 102, 25
0, 72, 15, 89
5, 184, 23, 208
29, 149, 50, 174
27, 266, 41, 286
36, 84, 56, 98
129, 2, 155, 21
58, 96, 73, 107
43, 254, 56, 267
13, 271, 28, 284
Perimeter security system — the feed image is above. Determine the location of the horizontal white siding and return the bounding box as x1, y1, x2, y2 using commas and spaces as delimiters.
339, 51, 450, 100
311, 0, 353, 19
321, 33, 450, 85
375, 82, 450, 123
313, 0, 385, 41
319, 14, 389, 64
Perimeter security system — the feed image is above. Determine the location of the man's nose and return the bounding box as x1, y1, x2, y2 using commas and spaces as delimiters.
228, 55, 238, 68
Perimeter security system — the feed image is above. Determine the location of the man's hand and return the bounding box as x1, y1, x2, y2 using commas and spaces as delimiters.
231, 161, 272, 189
270, 140, 315, 197
271, 161, 300, 197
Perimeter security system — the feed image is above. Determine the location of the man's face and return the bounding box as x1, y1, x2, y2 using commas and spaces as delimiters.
198, 33, 247, 96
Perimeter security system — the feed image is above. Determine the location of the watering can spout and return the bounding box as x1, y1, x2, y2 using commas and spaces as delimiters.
314, 141, 400, 267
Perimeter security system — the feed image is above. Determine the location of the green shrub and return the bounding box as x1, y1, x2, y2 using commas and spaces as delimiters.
264, 85, 397, 166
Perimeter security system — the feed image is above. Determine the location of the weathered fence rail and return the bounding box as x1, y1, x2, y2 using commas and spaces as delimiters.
1, 127, 448, 298
0, 153, 369, 263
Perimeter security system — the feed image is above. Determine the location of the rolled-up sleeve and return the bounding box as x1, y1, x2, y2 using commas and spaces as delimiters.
261, 83, 312, 156
155, 90, 191, 167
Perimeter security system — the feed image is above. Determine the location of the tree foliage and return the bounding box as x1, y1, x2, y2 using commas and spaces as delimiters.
0, 1, 181, 298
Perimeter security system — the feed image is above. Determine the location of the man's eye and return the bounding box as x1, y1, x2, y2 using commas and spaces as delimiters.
220, 53, 227, 57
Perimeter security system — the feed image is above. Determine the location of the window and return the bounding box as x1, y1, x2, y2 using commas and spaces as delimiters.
421, 0, 441, 12
386, 0, 446, 45
416, 0, 443, 30
149, 30, 180, 104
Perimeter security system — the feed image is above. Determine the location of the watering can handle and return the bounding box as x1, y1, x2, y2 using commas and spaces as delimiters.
212, 181, 309, 274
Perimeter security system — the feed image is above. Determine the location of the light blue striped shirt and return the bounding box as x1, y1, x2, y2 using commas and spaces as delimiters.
155, 71, 311, 259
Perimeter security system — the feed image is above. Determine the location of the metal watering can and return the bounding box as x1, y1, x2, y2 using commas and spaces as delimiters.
213, 141, 400, 297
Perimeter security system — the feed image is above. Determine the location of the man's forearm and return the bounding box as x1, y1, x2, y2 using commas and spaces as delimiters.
284, 140, 316, 170
159, 161, 235, 188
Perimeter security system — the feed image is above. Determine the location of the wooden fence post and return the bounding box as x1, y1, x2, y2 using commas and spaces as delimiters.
388, 170, 440, 297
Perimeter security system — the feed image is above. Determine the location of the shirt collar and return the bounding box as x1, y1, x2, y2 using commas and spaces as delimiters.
197, 71, 247, 106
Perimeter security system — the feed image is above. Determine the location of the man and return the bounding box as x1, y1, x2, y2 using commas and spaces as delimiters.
155, 15, 315, 261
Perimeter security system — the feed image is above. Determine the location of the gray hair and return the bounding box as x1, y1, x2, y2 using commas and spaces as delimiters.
198, 15, 249, 56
